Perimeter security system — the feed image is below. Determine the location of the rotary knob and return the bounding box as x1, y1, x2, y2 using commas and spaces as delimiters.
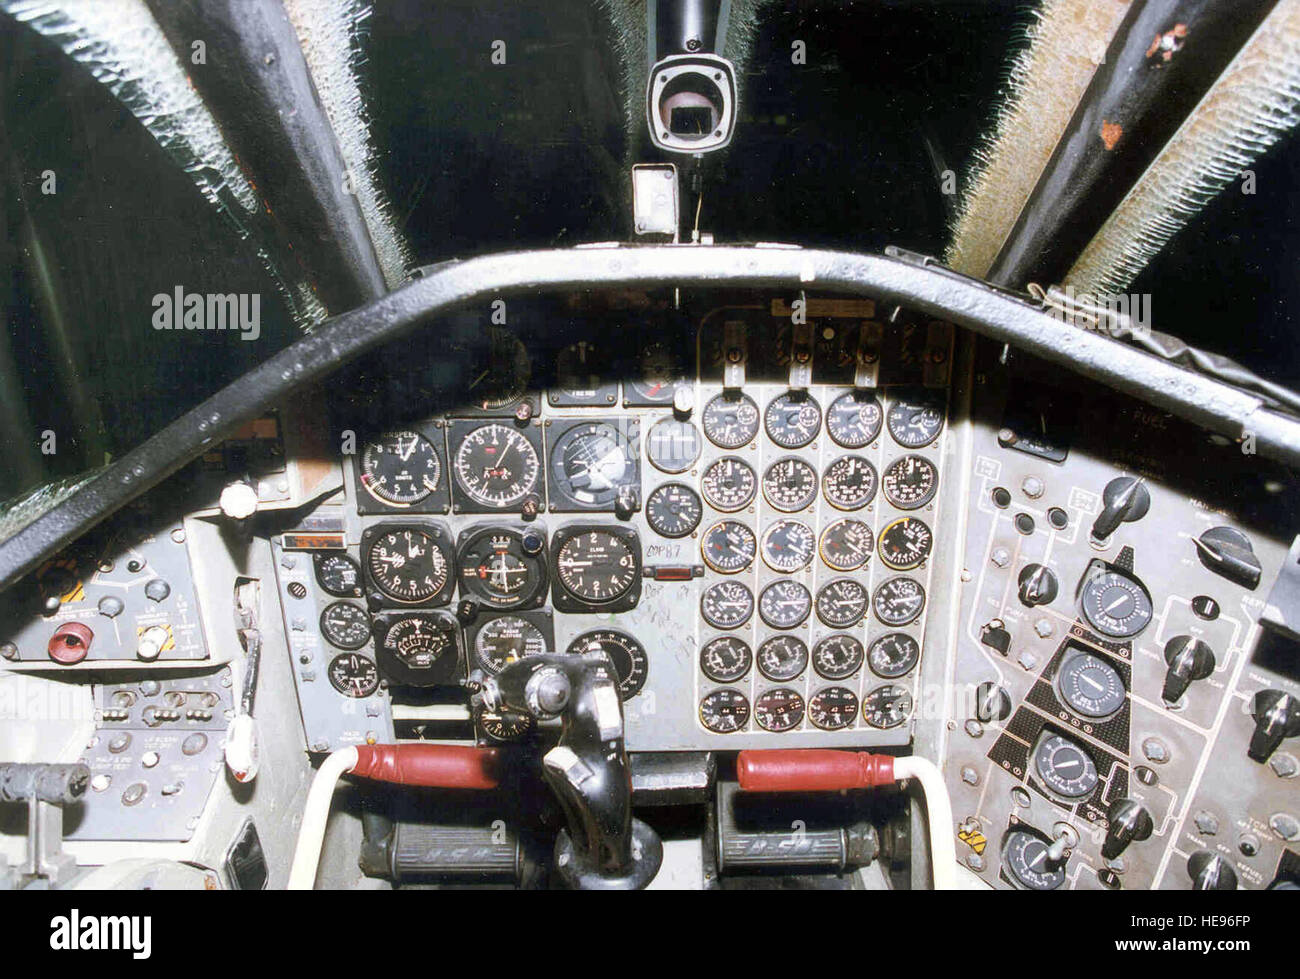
1187, 850, 1237, 890
974, 682, 1012, 722
1102, 798, 1153, 859
1017, 563, 1058, 608
1247, 689, 1300, 763
1161, 635, 1215, 703
1090, 477, 1150, 542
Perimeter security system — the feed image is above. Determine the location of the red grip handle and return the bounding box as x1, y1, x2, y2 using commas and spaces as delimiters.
350, 744, 500, 789
736, 750, 894, 793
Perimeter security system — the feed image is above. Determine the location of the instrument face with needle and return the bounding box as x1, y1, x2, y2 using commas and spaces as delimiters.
456, 526, 549, 610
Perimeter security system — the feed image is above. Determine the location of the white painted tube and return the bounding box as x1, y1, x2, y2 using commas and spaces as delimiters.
893, 755, 959, 890
287, 746, 358, 890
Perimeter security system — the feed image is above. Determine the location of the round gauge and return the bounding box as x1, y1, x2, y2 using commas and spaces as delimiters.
757, 635, 809, 682
381, 616, 455, 672
315, 552, 362, 597
886, 394, 944, 448
764, 392, 822, 449
474, 703, 536, 743
627, 342, 686, 404
760, 519, 816, 573
645, 482, 703, 538
360, 431, 441, 506
872, 576, 926, 626
868, 632, 921, 678
473, 615, 546, 674
365, 527, 451, 604
699, 688, 751, 733
1079, 568, 1154, 638
762, 456, 818, 512
813, 634, 865, 680
567, 630, 648, 699
467, 330, 530, 409
555, 531, 638, 605
759, 579, 812, 629
755, 688, 805, 733
320, 602, 371, 650
1003, 830, 1066, 891
702, 393, 760, 448
646, 418, 702, 474
826, 392, 883, 448
701, 456, 757, 512
809, 686, 859, 730
701, 580, 754, 630
878, 516, 933, 571
819, 518, 874, 572
815, 578, 868, 628
328, 653, 380, 698
701, 520, 757, 574
550, 421, 637, 509
882, 454, 939, 510
700, 636, 752, 684
1034, 732, 1100, 798
822, 456, 878, 511
453, 423, 541, 509
456, 527, 546, 609
862, 683, 913, 728
553, 340, 607, 402
1057, 648, 1127, 718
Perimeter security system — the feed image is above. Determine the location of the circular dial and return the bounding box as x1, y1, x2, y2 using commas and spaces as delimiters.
862, 683, 913, 728
699, 688, 750, 733
328, 653, 379, 698
567, 630, 648, 699
868, 632, 921, 678
762, 457, 818, 512
877, 516, 933, 571
886, 394, 944, 448
646, 418, 702, 474
873, 576, 926, 626
701, 456, 757, 512
1057, 649, 1126, 718
474, 703, 536, 743
453, 424, 541, 509
701, 580, 754, 630
456, 527, 545, 609
827, 392, 883, 448
819, 518, 875, 572
315, 553, 362, 597
822, 456, 878, 511
366, 528, 450, 604
1003, 830, 1066, 891
467, 331, 530, 409
764, 393, 822, 449
360, 431, 441, 506
627, 342, 686, 403
809, 687, 859, 730
882, 454, 939, 510
320, 602, 371, 650
755, 688, 805, 732
554, 340, 607, 401
701, 520, 757, 574
702, 393, 760, 448
1034, 732, 1100, 798
757, 635, 808, 682
761, 519, 816, 573
759, 579, 812, 629
555, 531, 637, 605
700, 636, 752, 683
645, 482, 703, 538
815, 578, 869, 628
382, 616, 454, 672
1079, 568, 1154, 638
550, 421, 637, 508
813, 634, 865, 680
473, 615, 546, 674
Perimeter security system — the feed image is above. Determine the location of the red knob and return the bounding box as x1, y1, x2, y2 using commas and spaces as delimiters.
48, 622, 94, 665
736, 749, 894, 793
349, 743, 500, 789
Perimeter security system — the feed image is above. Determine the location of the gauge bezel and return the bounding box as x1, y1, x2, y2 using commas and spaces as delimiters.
763, 391, 822, 449
1054, 645, 1128, 719
826, 391, 883, 448
700, 519, 757, 574
701, 580, 755, 630
549, 524, 642, 613
821, 455, 879, 511
464, 608, 554, 676
862, 682, 914, 728
327, 652, 380, 698
1032, 730, 1101, 799
754, 688, 805, 732
701, 392, 761, 448
567, 628, 649, 700
645, 417, 703, 474
700, 635, 753, 683
819, 517, 875, 572
372, 609, 462, 686
815, 578, 869, 628
454, 523, 549, 610
756, 635, 809, 682
545, 417, 641, 512
446, 418, 545, 515
760, 519, 816, 573
759, 579, 812, 629
1002, 829, 1066, 891
313, 550, 364, 598
885, 389, 945, 448
361, 521, 456, 608
761, 456, 819, 512
700, 455, 758, 512
867, 631, 921, 678
699, 688, 751, 733
877, 516, 934, 571
319, 601, 372, 651
812, 633, 865, 680
1078, 563, 1154, 639
808, 686, 859, 730
881, 454, 939, 510
353, 423, 451, 515
547, 340, 618, 407
645, 481, 704, 539
872, 575, 926, 626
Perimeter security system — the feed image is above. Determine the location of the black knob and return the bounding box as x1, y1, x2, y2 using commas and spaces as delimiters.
1102, 798, 1153, 859
1248, 689, 1300, 763
974, 681, 1012, 722
1188, 850, 1237, 890
1017, 563, 1058, 607
1193, 526, 1261, 589
1090, 477, 1150, 541
1162, 635, 1216, 703
615, 485, 640, 520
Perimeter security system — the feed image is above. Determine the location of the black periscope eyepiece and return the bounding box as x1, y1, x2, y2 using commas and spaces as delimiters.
477, 652, 664, 890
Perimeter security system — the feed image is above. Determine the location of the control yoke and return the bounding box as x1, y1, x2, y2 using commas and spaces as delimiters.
475, 652, 663, 889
